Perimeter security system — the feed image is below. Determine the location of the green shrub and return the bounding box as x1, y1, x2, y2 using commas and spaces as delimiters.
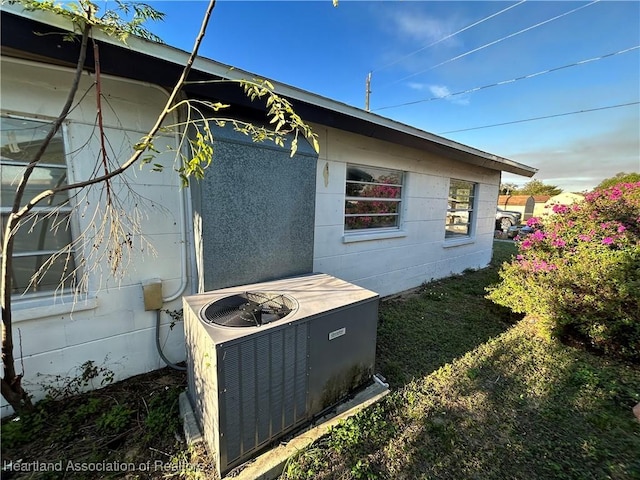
487, 182, 640, 361
96, 403, 134, 434
144, 386, 181, 440
1, 407, 46, 448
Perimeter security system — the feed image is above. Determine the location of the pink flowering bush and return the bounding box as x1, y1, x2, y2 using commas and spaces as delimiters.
487, 182, 640, 361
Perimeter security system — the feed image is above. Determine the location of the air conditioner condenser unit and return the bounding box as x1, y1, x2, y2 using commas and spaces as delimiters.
183, 273, 379, 476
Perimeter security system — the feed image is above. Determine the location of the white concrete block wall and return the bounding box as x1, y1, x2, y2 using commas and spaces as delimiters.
312, 125, 500, 297
1, 56, 505, 416
1, 58, 190, 416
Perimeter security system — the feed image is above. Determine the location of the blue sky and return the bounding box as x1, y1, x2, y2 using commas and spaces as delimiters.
146, 1, 639, 192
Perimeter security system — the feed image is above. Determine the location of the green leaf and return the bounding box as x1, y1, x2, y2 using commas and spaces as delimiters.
179, 173, 189, 188
139, 155, 155, 169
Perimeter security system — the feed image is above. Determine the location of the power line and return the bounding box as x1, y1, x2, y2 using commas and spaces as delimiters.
374, 45, 640, 111
373, 0, 526, 74
382, 0, 600, 89
438, 101, 640, 134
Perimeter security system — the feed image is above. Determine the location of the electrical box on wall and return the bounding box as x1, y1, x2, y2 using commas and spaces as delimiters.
142, 278, 163, 311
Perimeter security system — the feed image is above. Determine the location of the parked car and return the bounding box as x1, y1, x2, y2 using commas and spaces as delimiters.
507, 224, 534, 239
496, 207, 522, 230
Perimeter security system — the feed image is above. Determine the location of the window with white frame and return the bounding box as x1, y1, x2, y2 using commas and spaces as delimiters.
446, 179, 476, 238
0, 116, 76, 295
345, 164, 403, 231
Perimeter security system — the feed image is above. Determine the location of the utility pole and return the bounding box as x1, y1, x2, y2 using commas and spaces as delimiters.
365, 72, 372, 112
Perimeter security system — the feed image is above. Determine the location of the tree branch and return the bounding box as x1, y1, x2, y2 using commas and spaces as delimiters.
92, 39, 113, 205
1, 20, 92, 414
12, 0, 218, 220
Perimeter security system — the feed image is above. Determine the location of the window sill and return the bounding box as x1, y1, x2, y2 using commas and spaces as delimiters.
11, 294, 98, 322
443, 236, 475, 248
343, 229, 407, 243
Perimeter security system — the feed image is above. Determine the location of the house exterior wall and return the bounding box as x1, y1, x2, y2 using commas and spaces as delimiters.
311, 125, 501, 297
1, 56, 507, 416
1, 58, 190, 416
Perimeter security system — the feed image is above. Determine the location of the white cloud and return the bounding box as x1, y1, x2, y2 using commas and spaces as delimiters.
428, 84, 470, 106
391, 10, 462, 48
370, 5, 471, 81
429, 85, 450, 98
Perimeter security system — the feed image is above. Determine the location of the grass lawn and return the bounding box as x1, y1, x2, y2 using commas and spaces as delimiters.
282, 241, 640, 480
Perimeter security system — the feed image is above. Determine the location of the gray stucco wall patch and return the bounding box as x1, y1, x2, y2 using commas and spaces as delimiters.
192, 125, 318, 290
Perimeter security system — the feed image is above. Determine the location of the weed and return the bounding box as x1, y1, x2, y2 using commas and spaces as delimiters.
282, 446, 330, 479
2, 367, 188, 480
72, 396, 104, 422
163, 308, 184, 330
164, 444, 213, 479
1, 408, 46, 448
351, 458, 377, 479
47, 412, 78, 443
328, 417, 363, 454
423, 290, 446, 301
2, 399, 51, 449
144, 386, 182, 440
466, 367, 480, 379
327, 404, 394, 459
40, 360, 114, 400
96, 403, 134, 434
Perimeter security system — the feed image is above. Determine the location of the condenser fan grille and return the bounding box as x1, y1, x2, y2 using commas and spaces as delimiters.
202, 292, 298, 327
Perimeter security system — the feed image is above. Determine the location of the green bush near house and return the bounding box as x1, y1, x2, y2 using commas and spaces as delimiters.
487, 181, 640, 361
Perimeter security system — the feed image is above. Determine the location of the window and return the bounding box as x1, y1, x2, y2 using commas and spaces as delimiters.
446, 179, 476, 238
345, 165, 403, 231
1, 116, 76, 294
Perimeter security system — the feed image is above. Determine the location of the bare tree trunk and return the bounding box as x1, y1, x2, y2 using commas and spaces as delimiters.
1, 22, 91, 413
1, 0, 217, 413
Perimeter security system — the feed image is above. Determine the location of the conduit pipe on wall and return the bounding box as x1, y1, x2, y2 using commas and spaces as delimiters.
153, 93, 193, 371
160, 112, 190, 303
160, 180, 188, 303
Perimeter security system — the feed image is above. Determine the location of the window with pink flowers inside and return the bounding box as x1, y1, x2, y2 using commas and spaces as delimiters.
345, 165, 403, 231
